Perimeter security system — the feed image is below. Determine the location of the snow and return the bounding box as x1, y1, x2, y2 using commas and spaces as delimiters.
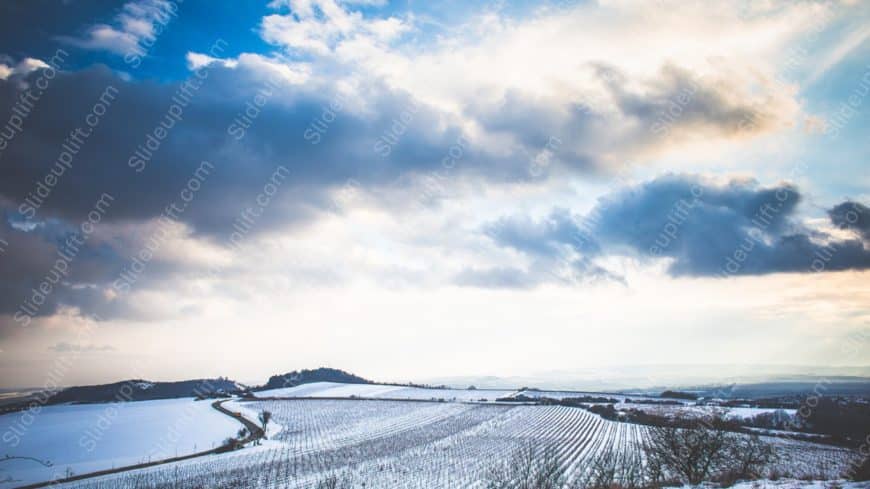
253, 381, 402, 398
614, 403, 797, 421
51, 400, 860, 489
5, 384, 855, 488
514, 389, 688, 404
725, 407, 797, 419
703, 480, 870, 489
224, 399, 284, 440
253, 382, 514, 401
0, 397, 240, 487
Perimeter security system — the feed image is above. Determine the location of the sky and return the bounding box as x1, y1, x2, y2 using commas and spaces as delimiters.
0, 0, 868, 389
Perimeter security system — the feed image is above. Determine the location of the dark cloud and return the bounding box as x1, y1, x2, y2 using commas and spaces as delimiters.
0, 59, 496, 327
476, 175, 870, 285
829, 201, 870, 241
0, 214, 126, 325
0, 63, 489, 232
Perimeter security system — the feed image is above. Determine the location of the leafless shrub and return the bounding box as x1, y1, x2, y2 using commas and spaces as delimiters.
578, 449, 646, 489
486, 442, 568, 489
644, 417, 776, 485
715, 433, 778, 485
314, 473, 352, 489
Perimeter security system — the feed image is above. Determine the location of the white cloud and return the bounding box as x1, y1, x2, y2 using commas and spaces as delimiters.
0, 57, 49, 80
60, 0, 178, 57
262, 0, 410, 59
253, 0, 840, 175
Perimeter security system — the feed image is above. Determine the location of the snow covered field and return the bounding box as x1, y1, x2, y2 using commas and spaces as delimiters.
253, 381, 515, 401
614, 403, 797, 420
255, 383, 795, 421
49, 398, 859, 489
0, 398, 239, 487
509, 389, 674, 403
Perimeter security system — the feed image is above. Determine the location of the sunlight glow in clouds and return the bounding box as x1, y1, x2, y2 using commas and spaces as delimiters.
0, 0, 868, 386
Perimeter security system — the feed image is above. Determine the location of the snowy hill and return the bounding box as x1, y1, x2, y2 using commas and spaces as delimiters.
258, 367, 373, 391
46, 378, 243, 405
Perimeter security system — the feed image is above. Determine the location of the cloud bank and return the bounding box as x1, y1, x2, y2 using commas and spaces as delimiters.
475, 175, 870, 287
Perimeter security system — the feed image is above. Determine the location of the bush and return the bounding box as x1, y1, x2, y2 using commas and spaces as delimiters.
726, 433, 777, 480
219, 436, 243, 451
578, 449, 647, 489
486, 443, 567, 489
644, 417, 776, 485
314, 474, 352, 489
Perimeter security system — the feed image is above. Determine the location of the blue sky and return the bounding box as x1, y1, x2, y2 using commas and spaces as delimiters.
0, 0, 868, 387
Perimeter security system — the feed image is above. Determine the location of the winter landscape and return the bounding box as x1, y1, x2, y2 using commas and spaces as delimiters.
1, 0, 870, 488
0, 368, 869, 488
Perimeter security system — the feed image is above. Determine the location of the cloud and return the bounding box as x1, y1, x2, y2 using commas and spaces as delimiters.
0, 55, 475, 325
452, 208, 622, 288
0, 0, 860, 328
829, 201, 870, 241
251, 0, 823, 182
454, 266, 538, 289
0, 61, 460, 234
0, 57, 49, 81
261, 0, 409, 56
483, 208, 600, 258
478, 175, 870, 285
48, 342, 116, 353
0, 213, 126, 325
58, 0, 179, 57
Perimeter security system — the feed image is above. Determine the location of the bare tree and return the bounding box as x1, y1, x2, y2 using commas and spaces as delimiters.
315, 473, 352, 489
486, 442, 567, 489
580, 449, 620, 489
724, 433, 777, 481
644, 417, 776, 485
579, 448, 645, 489
258, 409, 272, 439
644, 421, 731, 484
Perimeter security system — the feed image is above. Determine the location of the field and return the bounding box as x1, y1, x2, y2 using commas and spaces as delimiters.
0, 398, 239, 488
255, 383, 795, 420
40, 394, 858, 489
254, 381, 516, 401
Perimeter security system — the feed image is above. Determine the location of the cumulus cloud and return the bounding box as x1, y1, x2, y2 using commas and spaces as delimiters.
0, 55, 473, 327
477, 175, 870, 285
0, 62, 463, 232
261, 0, 410, 56
0, 0, 860, 329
